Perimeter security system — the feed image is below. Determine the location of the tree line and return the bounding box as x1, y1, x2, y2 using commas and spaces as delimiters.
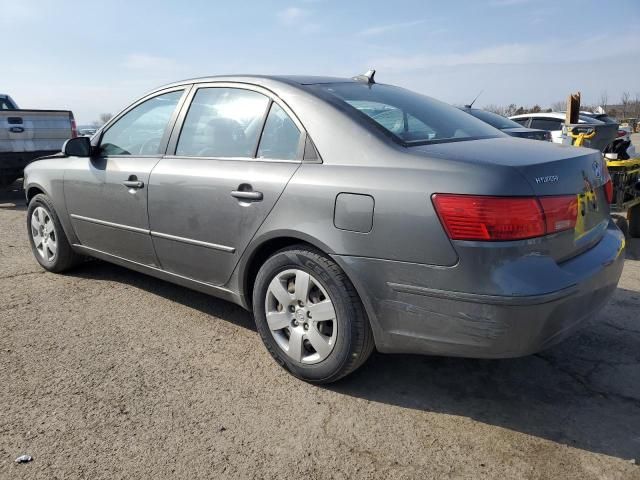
483, 91, 640, 119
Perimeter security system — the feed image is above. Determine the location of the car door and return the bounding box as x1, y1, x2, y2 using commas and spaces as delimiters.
64, 88, 188, 266
147, 84, 304, 286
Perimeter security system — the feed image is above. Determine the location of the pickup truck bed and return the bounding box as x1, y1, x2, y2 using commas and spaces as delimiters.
0, 108, 75, 186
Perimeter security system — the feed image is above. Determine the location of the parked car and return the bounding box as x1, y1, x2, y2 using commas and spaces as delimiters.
510, 112, 618, 152
459, 107, 551, 141
0, 94, 77, 187
77, 126, 98, 137
23, 74, 625, 383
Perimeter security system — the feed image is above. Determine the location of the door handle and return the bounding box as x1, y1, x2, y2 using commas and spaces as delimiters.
123, 179, 144, 189
231, 190, 263, 201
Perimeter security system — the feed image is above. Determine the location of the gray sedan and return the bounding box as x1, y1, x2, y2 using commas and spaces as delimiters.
23, 74, 625, 383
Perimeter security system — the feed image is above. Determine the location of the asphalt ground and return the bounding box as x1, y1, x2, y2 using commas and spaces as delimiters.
1, 181, 639, 480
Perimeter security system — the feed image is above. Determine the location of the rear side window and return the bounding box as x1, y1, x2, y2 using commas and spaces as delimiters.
312, 83, 502, 145
176, 88, 270, 157
530, 118, 563, 131
257, 103, 302, 160
100, 90, 183, 156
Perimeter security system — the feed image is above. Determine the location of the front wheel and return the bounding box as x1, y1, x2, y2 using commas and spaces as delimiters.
27, 194, 83, 272
252, 245, 374, 383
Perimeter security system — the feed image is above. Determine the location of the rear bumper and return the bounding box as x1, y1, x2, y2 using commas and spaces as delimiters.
333, 221, 625, 358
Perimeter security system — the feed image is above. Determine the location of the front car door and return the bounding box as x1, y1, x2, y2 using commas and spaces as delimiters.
147, 84, 304, 285
64, 88, 188, 266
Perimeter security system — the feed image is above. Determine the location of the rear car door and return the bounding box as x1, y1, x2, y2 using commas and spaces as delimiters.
147, 84, 304, 285
64, 88, 187, 266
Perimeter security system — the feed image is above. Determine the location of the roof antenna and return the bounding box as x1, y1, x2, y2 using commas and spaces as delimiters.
465, 90, 484, 109
353, 69, 376, 84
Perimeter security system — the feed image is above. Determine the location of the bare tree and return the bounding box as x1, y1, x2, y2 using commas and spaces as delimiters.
551, 100, 565, 112
483, 104, 505, 116
504, 104, 518, 117
621, 92, 631, 117
99, 113, 113, 125
599, 91, 608, 110
635, 92, 640, 118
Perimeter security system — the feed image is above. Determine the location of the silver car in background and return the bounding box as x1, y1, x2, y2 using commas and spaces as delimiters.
23, 74, 625, 383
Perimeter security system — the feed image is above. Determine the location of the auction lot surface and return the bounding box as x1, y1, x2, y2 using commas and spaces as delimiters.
1, 183, 639, 480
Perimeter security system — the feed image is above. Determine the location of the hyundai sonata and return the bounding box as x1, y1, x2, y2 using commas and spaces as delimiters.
23, 72, 625, 383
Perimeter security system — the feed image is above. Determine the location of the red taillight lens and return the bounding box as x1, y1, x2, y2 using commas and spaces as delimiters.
432, 194, 578, 241
604, 179, 614, 204
70, 112, 78, 138
617, 130, 626, 138
539, 196, 578, 233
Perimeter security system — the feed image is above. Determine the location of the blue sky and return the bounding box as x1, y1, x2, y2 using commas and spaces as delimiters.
3, 0, 639, 123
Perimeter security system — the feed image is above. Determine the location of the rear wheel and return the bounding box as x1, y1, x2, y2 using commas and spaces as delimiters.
252, 245, 374, 383
629, 204, 640, 238
27, 194, 83, 272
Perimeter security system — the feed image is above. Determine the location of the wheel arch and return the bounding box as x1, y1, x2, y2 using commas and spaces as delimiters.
26, 183, 47, 203
237, 231, 336, 310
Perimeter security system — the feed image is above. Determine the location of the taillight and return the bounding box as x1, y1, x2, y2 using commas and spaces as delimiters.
539, 196, 578, 233
616, 130, 626, 138
604, 179, 614, 204
70, 112, 78, 138
432, 194, 578, 241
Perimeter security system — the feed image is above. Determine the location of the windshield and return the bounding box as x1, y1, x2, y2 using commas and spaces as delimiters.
312, 83, 503, 145
465, 109, 523, 129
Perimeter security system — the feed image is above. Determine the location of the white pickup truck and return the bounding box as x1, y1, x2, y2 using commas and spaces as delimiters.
0, 94, 77, 187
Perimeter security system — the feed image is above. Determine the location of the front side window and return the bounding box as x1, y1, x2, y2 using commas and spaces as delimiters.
312, 83, 503, 145
257, 103, 302, 160
100, 90, 183, 156
176, 88, 270, 157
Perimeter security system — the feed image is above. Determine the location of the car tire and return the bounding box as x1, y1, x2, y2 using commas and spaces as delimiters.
629, 204, 640, 238
252, 245, 374, 383
27, 194, 83, 272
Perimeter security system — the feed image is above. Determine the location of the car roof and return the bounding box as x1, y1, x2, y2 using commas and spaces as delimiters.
510, 112, 566, 120
510, 112, 605, 124
153, 74, 357, 92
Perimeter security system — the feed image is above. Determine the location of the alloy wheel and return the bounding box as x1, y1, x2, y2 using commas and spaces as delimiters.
265, 269, 337, 364
31, 206, 57, 262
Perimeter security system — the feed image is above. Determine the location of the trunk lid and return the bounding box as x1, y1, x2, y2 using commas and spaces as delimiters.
412, 137, 611, 260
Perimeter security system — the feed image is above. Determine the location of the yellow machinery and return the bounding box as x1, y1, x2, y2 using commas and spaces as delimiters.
605, 157, 640, 237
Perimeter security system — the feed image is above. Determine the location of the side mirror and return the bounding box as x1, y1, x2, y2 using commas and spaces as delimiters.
63, 136, 92, 157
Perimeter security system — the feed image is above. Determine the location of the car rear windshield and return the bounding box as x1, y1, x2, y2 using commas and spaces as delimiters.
465, 109, 523, 130
311, 83, 503, 145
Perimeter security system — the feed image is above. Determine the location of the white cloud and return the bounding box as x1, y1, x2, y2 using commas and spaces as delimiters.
277, 7, 309, 25
370, 33, 640, 71
357, 20, 425, 37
